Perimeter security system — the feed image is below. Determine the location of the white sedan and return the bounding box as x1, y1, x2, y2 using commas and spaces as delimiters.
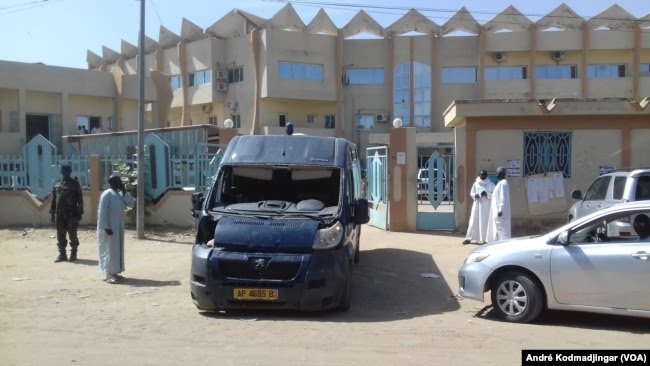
458, 201, 650, 323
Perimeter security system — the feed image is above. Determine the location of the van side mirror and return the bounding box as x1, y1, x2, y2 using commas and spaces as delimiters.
191, 192, 205, 218
571, 190, 582, 200
354, 198, 370, 225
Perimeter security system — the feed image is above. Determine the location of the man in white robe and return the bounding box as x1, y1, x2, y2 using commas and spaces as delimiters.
486, 167, 511, 242
97, 175, 134, 283
463, 170, 495, 244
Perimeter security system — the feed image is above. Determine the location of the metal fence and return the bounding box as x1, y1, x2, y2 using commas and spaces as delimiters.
0, 134, 225, 201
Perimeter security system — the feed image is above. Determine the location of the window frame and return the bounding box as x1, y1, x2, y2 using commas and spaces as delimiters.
228, 66, 244, 84
484, 66, 528, 81
442, 67, 477, 84
523, 131, 572, 178
587, 64, 627, 79
278, 62, 324, 82
345, 68, 384, 85
169, 75, 181, 90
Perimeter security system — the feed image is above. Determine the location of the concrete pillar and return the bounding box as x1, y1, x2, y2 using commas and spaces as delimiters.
219, 128, 239, 146
389, 126, 417, 232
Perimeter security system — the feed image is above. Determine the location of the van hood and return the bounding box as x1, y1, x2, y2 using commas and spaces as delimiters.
213, 216, 319, 252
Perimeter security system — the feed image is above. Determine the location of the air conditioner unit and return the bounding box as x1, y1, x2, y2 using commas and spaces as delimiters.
227, 101, 238, 110
493, 52, 507, 62
202, 104, 213, 113
216, 82, 228, 91
216, 70, 227, 79
375, 114, 388, 122
551, 51, 565, 62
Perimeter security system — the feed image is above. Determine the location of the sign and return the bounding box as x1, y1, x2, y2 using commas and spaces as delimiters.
507, 159, 521, 177
396, 152, 406, 165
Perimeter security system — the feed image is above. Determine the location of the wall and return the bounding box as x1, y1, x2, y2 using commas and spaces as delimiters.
261, 29, 337, 101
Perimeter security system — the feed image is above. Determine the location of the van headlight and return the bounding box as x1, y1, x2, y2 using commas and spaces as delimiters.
313, 221, 344, 250
465, 252, 490, 264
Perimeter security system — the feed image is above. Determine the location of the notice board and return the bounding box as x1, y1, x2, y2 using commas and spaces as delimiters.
524, 172, 567, 216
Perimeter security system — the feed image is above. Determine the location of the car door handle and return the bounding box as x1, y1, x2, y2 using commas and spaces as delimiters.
631, 251, 648, 260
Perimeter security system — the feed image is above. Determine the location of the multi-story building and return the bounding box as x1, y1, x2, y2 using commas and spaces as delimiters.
1, 3, 649, 231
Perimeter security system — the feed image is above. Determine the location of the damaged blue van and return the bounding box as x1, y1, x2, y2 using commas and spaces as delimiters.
190, 134, 369, 312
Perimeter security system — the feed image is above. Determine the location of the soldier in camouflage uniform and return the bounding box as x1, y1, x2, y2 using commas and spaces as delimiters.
50, 165, 84, 262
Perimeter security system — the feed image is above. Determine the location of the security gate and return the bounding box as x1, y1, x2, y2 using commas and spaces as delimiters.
416, 146, 455, 230
366, 146, 389, 230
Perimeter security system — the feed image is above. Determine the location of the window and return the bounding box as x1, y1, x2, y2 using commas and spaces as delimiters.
325, 115, 335, 129
639, 63, 650, 75
523, 131, 572, 178
587, 64, 626, 79
230, 114, 241, 129
584, 176, 611, 201
485, 66, 527, 81
307, 114, 314, 125
355, 115, 374, 130
208, 116, 218, 126
442, 67, 477, 84
535, 65, 577, 79
75, 116, 90, 134
613, 176, 627, 200
169, 75, 181, 90
278, 62, 323, 81
345, 68, 384, 85
189, 69, 211, 87
228, 66, 244, 83
393, 62, 431, 128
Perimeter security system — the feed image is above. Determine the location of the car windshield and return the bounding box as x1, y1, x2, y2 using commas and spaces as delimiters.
208, 165, 341, 217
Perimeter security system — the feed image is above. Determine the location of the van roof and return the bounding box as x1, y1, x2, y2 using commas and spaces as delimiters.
221, 135, 351, 167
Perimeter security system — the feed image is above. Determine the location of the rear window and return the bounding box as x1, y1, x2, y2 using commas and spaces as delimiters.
613, 176, 626, 200
584, 176, 611, 201
635, 175, 650, 200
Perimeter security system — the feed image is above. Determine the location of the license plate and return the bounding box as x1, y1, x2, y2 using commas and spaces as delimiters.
234, 288, 279, 301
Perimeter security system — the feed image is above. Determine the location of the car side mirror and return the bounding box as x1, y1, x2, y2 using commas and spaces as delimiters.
191, 192, 205, 218
353, 198, 370, 225
558, 230, 569, 245
571, 190, 582, 200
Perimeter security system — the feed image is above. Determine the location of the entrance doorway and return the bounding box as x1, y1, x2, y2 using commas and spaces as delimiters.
25, 114, 50, 142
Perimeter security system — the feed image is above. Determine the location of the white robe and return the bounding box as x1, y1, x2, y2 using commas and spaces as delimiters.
486, 179, 511, 242
465, 177, 495, 243
97, 189, 134, 276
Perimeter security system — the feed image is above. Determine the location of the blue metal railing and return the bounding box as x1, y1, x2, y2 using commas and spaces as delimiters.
0, 134, 224, 201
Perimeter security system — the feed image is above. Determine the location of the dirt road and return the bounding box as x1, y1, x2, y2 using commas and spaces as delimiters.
1, 224, 648, 365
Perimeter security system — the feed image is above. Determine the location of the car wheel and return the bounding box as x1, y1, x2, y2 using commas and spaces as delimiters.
336, 259, 352, 312
490, 271, 544, 323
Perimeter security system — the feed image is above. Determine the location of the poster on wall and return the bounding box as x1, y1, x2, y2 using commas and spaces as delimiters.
507, 159, 521, 177
525, 172, 567, 215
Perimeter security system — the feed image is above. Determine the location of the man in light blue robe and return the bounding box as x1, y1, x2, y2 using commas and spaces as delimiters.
97, 175, 134, 283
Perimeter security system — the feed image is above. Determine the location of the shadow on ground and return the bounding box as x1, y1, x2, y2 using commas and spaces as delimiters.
473, 305, 650, 333
201, 247, 461, 322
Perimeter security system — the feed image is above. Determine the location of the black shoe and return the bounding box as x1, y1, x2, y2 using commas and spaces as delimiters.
54, 253, 68, 263
462, 239, 471, 245
69, 251, 77, 262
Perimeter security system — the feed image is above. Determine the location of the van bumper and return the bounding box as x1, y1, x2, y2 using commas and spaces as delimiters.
190, 244, 349, 312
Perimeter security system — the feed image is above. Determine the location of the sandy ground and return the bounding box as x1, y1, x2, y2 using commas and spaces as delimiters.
1, 223, 648, 366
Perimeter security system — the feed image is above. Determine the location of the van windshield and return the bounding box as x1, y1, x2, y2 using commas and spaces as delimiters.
210, 165, 341, 216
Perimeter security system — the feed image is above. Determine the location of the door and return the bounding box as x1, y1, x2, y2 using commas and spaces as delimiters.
551, 209, 650, 310
416, 147, 455, 230
25, 114, 50, 142
366, 146, 388, 230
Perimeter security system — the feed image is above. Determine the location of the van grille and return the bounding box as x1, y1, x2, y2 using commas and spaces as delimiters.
218, 258, 300, 281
